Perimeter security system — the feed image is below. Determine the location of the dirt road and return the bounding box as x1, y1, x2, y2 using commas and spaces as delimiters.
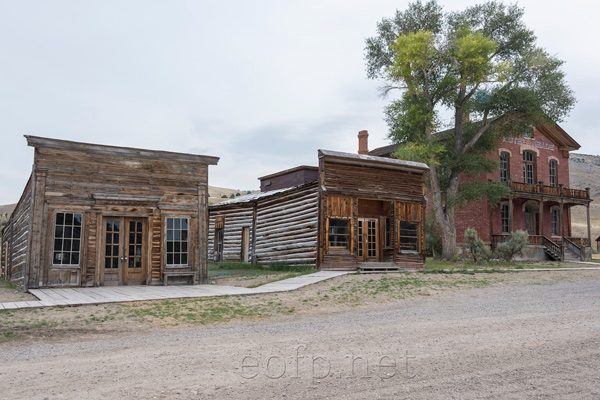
1, 272, 599, 399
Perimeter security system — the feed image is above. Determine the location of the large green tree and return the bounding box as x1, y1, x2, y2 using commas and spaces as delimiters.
365, 0, 575, 258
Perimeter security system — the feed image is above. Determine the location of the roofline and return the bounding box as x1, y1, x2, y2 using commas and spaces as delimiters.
318, 149, 429, 173
210, 180, 318, 209
25, 135, 220, 165
369, 121, 582, 156
258, 165, 318, 181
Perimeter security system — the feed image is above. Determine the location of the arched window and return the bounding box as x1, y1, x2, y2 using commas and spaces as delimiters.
500, 152, 510, 182
522, 150, 536, 184
549, 160, 558, 187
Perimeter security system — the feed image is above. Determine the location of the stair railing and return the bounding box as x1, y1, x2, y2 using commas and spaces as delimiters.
542, 236, 563, 261
563, 236, 585, 261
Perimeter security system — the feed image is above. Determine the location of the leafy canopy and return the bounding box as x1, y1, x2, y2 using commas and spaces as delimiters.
366, 0, 575, 207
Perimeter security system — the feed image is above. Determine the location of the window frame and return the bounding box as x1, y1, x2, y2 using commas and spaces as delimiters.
500, 152, 510, 183
398, 221, 420, 253
551, 208, 560, 236
328, 218, 350, 250
384, 217, 392, 248
501, 203, 510, 234
549, 160, 558, 187
522, 150, 536, 185
51, 211, 84, 267
165, 216, 190, 267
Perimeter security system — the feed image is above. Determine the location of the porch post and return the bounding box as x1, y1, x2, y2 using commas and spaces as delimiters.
586, 188, 592, 245
539, 199, 544, 238
587, 204, 592, 244
508, 197, 514, 233
559, 200, 564, 239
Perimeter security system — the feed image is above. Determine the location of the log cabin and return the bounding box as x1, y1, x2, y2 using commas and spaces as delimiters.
1, 136, 219, 291
208, 144, 429, 272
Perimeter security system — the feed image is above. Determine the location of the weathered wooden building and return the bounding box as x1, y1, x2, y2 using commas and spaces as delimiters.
208, 148, 429, 271
1, 136, 218, 290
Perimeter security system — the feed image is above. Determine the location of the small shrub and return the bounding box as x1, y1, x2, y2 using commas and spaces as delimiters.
221, 195, 228, 198
464, 228, 492, 263
494, 230, 529, 261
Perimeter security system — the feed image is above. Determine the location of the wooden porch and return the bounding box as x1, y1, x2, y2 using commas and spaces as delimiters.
492, 234, 591, 261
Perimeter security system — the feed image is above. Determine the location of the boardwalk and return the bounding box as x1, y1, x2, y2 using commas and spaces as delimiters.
0, 271, 350, 310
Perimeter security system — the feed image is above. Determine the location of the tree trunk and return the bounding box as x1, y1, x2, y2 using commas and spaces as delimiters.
429, 165, 459, 259
439, 213, 456, 259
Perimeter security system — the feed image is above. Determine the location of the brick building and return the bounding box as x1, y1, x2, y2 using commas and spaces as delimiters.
369, 123, 593, 261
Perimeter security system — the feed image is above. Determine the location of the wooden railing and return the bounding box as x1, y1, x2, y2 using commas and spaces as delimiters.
508, 180, 590, 199
565, 237, 591, 247
563, 237, 585, 261
543, 236, 563, 261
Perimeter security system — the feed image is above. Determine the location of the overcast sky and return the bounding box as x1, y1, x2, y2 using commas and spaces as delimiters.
1, 0, 598, 205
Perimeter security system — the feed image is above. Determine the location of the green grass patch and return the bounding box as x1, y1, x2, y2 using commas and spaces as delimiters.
0, 278, 16, 290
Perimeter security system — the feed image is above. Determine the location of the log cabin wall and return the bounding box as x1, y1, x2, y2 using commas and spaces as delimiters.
318, 150, 428, 270
254, 183, 318, 264
0, 176, 33, 289
208, 206, 254, 262
4, 136, 218, 290
208, 182, 319, 265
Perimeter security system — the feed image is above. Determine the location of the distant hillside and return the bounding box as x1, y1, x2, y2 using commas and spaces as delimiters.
208, 186, 259, 205
0, 204, 16, 218
569, 154, 599, 242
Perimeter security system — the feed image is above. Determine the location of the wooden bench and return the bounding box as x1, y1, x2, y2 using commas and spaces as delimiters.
162, 270, 197, 286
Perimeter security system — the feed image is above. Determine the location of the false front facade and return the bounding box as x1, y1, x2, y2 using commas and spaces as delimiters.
208, 149, 429, 271
1, 136, 219, 290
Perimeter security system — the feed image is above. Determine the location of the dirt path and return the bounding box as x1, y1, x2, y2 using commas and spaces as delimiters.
1, 272, 599, 399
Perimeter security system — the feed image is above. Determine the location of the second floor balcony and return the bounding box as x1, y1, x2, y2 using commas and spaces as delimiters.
506, 179, 591, 201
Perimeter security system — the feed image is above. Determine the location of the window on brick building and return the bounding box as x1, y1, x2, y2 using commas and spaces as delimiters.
501, 204, 510, 233
522, 151, 536, 184
500, 152, 510, 183
549, 160, 558, 187
551, 208, 559, 236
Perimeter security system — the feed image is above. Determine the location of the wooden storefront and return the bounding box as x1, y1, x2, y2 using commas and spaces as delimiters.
317, 150, 428, 270
0, 136, 218, 291
208, 149, 428, 271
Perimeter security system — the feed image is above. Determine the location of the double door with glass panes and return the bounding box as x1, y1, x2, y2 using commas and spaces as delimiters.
357, 218, 378, 262
103, 217, 146, 285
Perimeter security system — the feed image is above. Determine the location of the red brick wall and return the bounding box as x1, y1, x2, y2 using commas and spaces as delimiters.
431, 127, 572, 245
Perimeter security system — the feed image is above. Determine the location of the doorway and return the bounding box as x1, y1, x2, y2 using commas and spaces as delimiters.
523, 204, 537, 235
241, 227, 250, 263
102, 217, 146, 285
358, 218, 378, 262
215, 228, 224, 262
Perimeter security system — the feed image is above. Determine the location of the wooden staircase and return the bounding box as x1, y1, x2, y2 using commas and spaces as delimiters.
542, 236, 585, 261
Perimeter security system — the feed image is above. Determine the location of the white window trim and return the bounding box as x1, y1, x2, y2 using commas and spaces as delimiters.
50, 210, 84, 268
164, 215, 191, 267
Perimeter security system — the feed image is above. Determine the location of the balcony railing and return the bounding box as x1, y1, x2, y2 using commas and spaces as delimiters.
507, 180, 590, 200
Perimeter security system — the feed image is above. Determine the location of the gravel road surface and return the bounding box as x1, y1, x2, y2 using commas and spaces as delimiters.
1, 273, 599, 399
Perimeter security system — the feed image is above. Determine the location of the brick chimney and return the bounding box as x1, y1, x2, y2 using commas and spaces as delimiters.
358, 130, 369, 155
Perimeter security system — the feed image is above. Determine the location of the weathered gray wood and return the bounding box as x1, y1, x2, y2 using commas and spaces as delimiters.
3, 137, 217, 290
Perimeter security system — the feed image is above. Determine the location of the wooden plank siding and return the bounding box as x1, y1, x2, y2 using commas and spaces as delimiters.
318, 150, 429, 270
3, 136, 218, 290
254, 184, 318, 264
0, 176, 33, 289
208, 182, 319, 265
